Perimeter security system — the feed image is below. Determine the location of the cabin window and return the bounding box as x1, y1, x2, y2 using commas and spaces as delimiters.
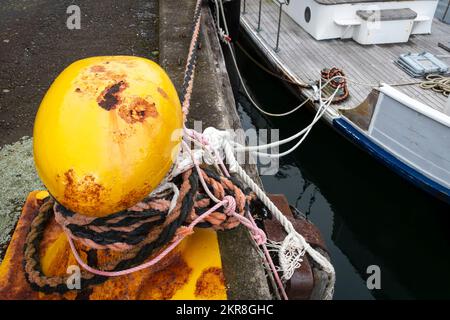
305, 6, 311, 23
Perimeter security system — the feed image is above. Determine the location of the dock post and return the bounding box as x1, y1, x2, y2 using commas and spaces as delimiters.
242, 0, 246, 14
256, 0, 262, 32
274, 1, 285, 52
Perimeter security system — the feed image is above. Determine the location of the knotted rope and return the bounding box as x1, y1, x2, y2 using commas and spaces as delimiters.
24, 166, 257, 293
23, 0, 335, 300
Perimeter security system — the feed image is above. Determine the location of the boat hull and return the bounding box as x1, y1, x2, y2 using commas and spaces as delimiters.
333, 117, 450, 204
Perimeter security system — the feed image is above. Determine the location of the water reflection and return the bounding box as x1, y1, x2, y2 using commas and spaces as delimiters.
234, 40, 450, 299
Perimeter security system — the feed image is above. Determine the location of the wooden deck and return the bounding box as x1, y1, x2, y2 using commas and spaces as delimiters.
240, 0, 450, 113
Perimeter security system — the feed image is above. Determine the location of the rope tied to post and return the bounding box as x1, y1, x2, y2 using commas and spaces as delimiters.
23, 0, 336, 300
24, 165, 261, 292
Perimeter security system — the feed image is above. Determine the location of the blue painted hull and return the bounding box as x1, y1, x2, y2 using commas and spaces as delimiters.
333, 117, 450, 204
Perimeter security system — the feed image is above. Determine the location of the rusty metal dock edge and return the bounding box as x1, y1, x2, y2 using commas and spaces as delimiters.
159, 0, 272, 300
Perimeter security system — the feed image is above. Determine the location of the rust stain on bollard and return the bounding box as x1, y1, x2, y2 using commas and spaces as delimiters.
0, 192, 227, 300
137, 255, 192, 300
195, 267, 225, 298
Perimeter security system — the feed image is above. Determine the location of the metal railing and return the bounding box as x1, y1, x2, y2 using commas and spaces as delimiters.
241, 0, 288, 52
444, 1, 450, 22
437, 0, 450, 23
257, 0, 263, 32
274, 0, 288, 52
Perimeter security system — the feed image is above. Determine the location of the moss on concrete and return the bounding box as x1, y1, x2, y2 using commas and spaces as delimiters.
0, 137, 43, 262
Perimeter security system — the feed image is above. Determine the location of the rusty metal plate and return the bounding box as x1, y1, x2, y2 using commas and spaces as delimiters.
267, 194, 327, 251
0, 191, 227, 300
265, 194, 329, 300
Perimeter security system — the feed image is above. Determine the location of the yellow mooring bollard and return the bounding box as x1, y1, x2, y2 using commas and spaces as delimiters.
34, 56, 183, 217
0, 56, 227, 300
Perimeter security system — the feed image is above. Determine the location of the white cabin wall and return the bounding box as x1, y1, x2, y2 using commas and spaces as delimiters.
279, 0, 438, 41
368, 92, 450, 188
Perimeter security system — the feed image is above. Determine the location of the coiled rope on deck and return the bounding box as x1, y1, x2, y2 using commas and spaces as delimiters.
320, 67, 349, 103
419, 74, 450, 97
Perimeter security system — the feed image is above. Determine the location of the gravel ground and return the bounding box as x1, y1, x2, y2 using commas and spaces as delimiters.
0, 0, 159, 261
0, 0, 159, 146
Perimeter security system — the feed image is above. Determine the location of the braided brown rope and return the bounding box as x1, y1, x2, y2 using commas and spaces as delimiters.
23, 199, 98, 293
180, 0, 203, 118
23, 167, 257, 294
188, 168, 248, 230
320, 67, 349, 104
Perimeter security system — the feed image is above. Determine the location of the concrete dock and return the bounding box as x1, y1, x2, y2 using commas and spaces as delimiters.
0, 0, 271, 299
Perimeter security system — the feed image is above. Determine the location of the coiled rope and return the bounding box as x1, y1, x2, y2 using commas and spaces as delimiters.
320, 67, 349, 103
419, 74, 450, 97
23, 0, 268, 296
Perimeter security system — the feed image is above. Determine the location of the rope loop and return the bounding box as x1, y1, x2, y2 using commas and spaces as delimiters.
223, 195, 236, 216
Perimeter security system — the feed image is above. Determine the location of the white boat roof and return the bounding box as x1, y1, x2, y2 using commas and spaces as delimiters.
314, 0, 437, 5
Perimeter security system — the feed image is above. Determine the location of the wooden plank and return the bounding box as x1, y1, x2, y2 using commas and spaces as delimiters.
356, 8, 418, 21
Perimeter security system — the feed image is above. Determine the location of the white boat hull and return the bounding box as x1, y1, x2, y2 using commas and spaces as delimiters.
334, 85, 450, 202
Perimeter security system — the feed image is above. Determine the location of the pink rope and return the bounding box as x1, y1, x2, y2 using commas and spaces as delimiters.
66, 197, 231, 277
63, 123, 288, 299
246, 211, 288, 300
184, 132, 289, 300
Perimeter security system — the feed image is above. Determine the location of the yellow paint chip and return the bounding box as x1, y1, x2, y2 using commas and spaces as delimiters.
35, 190, 50, 200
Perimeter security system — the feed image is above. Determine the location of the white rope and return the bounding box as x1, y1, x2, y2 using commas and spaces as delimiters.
149, 181, 180, 214
173, 126, 336, 299
227, 42, 342, 117
216, 0, 308, 117
231, 80, 339, 158
265, 234, 305, 281
221, 138, 335, 300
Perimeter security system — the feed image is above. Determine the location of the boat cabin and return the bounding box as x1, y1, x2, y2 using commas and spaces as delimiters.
281, 0, 439, 44
240, 0, 450, 202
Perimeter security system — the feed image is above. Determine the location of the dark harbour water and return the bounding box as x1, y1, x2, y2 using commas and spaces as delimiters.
233, 43, 450, 300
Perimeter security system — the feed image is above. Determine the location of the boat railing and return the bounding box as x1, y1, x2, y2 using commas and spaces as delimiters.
242, 0, 288, 52
437, 0, 450, 23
